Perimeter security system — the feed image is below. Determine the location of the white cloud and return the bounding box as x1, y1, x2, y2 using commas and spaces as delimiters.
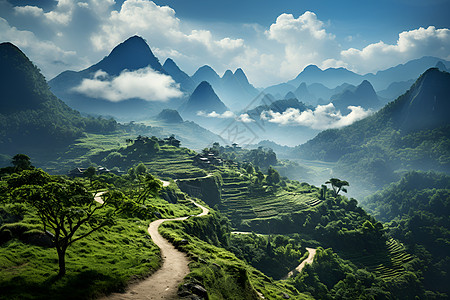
261, 104, 372, 130
236, 113, 254, 123
197, 111, 235, 118
72, 67, 183, 102
0, 17, 78, 78
14, 0, 75, 25
341, 26, 450, 73
264, 11, 339, 79
90, 0, 245, 69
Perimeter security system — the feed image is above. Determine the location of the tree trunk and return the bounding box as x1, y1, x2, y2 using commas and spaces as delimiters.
57, 247, 66, 278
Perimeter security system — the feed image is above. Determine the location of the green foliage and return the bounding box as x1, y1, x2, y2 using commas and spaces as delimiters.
159, 210, 312, 300
364, 171, 450, 296
230, 233, 304, 280
7, 169, 136, 277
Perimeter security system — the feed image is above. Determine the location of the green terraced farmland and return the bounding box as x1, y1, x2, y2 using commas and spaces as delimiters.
144, 146, 207, 179
219, 173, 321, 228
340, 238, 415, 280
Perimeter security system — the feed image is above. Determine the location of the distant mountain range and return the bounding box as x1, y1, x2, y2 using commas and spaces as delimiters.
295, 67, 450, 195
49, 35, 259, 120
191, 65, 259, 110
265, 57, 450, 105
331, 80, 381, 113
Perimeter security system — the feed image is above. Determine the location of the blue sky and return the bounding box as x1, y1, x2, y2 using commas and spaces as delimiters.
0, 0, 449, 86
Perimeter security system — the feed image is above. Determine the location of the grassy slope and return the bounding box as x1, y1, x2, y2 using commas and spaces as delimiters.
0, 195, 199, 300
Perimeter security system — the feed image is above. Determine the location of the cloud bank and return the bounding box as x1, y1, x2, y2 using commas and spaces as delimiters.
197, 111, 235, 118
261, 104, 372, 130
0, 1, 449, 86
73, 67, 183, 102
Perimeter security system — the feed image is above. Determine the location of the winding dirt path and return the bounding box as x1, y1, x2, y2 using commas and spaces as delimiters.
100, 201, 209, 300
285, 247, 316, 279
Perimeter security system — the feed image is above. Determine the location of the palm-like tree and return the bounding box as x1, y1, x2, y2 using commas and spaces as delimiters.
325, 178, 349, 196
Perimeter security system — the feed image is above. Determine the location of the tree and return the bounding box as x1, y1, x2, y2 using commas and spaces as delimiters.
136, 173, 163, 204
8, 169, 134, 277
11, 154, 32, 171
267, 167, 280, 186
84, 166, 96, 180
325, 178, 349, 196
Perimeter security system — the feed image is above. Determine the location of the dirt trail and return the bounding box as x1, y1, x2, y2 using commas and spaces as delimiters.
94, 191, 106, 204
285, 247, 317, 279
100, 201, 209, 300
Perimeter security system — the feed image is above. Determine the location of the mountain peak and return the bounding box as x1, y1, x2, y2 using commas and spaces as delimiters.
182, 81, 228, 115
156, 109, 183, 123
355, 80, 376, 95
234, 68, 250, 85
0, 42, 52, 113
89, 35, 165, 75
303, 65, 322, 73
163, 58, 177, 69
394, 68, 450, 132
435, 61, 448, 72
222, 69, 233, 79
192, 65, 220, 84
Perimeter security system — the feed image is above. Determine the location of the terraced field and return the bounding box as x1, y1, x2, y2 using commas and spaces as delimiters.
220, 173, 321, 227
341, 238, 415, 280
144, 146, 207, 179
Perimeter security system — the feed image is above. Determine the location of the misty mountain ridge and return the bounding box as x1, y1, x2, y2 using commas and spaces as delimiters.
180, 81, 228, 117
191, 65, 259, 110
295, 67, 450, 196
156, 109, 184, 124
163, 58, 197, 93
265, 56, 450, 101
331, 80, 381, 113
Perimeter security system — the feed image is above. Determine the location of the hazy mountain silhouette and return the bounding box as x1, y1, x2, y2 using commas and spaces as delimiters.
163, 58, 196, 93
284, 91, 297, 100
86, 35, 166, 76
191, 66, 259, 110
180, 81, 228, 116
377, 80, 415, 103
294, 83, 317, 105
265, 57, 450, 99
288, 65, 362, 88
191, 65, 221, 86
156, 109, 184, 123
365, 56, 450, 90
331, 80, 381, 113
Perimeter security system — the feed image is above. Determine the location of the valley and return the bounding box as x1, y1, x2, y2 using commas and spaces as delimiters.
0, 12, 449, 299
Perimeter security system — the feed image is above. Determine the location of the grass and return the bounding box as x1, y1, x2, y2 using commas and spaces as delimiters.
0, 195, 200, 300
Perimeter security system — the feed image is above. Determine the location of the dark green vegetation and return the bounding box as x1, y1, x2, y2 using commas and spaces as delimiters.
293, 247, 424, 299
230, 233, 305, 280
159, 210, 312, 299
0, 42, 117, 161
295, 68, 450, 197
363, 171, 450, 296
